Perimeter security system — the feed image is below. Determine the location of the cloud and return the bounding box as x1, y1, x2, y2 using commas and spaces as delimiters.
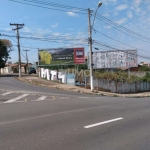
4, 27, 12, 31
66, 12, 78, 17
51, 23, 58, 28
102, 12, 110, 17
127, 11, 133, 18
104, 25, 112, 29
115, 18, 127, 25
68, 28, 74, 30
135, 7, 141, 13
113, 11, 119, 16
134, 0, 142, 7
52, 32, 61, 36
103, 0, 118, 6
116, 4, 128, 11
24, 27, 31, 33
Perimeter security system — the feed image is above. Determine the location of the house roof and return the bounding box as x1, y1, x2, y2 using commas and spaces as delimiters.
6, 64, 32, 67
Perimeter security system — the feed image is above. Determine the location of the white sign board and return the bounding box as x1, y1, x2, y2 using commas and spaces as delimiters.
88, 50, 138, 69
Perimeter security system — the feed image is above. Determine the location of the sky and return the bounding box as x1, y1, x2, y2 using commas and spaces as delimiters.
0, 0, 150, 65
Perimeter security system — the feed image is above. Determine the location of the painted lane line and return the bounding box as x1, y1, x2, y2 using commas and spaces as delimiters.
78, 97, 89, 99
0, 106, 105, 126
84, 118, 123, 129
58, 97, 70, 99
36, 96, 47, 101
1, 91, 13, 96
4, 94, 29, 103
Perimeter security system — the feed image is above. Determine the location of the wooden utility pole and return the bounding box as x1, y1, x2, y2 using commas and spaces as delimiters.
23, 50, 30, 73
10, 23, 24, 77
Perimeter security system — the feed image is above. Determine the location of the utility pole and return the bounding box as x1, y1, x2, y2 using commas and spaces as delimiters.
10, 23, 24, 77
23, 50, 30, 73
87, 3, 102, 92
88, 8, 94, 91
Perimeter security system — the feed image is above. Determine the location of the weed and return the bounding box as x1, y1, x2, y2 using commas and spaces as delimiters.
113, 95, 118, 97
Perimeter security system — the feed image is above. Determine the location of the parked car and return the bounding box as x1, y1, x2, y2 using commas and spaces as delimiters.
29, 68, 36, 74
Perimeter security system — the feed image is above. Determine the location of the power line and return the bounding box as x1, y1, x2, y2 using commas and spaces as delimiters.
95, 12, 150, 41
9, 0, 87, 14
93, 29, 150, 54
3, 33, 150, 60
94, 41, 150, 60
95, 13, 150, 44
21, 0, 87, 11
10, 0, 150, 43
2, 34, 87, 44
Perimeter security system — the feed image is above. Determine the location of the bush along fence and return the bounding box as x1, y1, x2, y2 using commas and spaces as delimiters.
85, 72, 150, 93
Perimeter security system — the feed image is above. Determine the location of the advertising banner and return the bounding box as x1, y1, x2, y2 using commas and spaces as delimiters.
38, 48, 84, 65
88, 50, 138, 69
74, 48, 85, 64
66, 74, 75, 85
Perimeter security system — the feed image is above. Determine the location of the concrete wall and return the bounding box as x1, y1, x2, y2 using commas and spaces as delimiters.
86, 77, 150, 93
1, 66, 12, 74
39, 68, 66, 83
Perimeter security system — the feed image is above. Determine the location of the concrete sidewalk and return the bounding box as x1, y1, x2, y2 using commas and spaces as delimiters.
17, 76, 150, 98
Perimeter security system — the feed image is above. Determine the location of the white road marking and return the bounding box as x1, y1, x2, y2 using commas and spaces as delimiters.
78, 97, 89, 99
58, 97, 70, 99
1, 91, 13, 96
4, 94, 29, 103
36, 96, 47, 101
84, 118, 123, 129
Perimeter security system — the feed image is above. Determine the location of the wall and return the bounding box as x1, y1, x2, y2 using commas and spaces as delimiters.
1, 66, 12, 74
85, 77, 150, 93
39, 68, 66, 83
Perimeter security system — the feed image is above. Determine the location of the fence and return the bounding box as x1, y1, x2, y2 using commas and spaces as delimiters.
85, 77, 150, 94
39, 68, 150, 93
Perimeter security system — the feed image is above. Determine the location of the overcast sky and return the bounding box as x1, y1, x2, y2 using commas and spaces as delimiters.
0, 0, 150, 64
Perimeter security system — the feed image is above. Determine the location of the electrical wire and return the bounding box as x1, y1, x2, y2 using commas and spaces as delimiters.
93, 29, 150, 54
3, 33, 150, 60
9, 0, 87, 14
94, 41, 150, 60
95, 12, 150, 41
95, 13, 150, 44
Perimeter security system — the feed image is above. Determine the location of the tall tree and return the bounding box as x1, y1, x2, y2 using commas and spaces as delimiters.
0, 39, 12, 69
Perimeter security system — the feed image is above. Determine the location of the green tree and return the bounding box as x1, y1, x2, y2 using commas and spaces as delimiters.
139, 65, 150, 71
0, 39, 12, 69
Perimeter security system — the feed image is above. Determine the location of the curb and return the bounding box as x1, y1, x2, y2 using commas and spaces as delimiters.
15, 77, 150, 98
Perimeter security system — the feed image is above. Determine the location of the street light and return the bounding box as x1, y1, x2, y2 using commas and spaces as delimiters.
88, 2, 102, 91
92, 2, 103, 28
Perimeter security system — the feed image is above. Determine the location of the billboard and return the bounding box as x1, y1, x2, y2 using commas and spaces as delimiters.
88, 50, 138, 69
38, 48, 84, 65
74, 48, 85, 64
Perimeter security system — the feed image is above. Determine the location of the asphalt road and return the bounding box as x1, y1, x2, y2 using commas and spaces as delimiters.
0, 75, 150, 150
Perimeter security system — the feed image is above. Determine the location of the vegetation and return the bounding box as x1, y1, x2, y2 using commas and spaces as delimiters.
39, 65, 150, 83
94, 71, 150, 83
139, 65, 150, 71
142, 72, 150, 82
0, 39, 12, 69
38, 64, 87, 70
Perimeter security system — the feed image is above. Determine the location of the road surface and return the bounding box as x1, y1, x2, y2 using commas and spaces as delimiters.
0, 75, 150, 150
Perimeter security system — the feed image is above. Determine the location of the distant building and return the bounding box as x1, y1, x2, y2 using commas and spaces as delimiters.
0, 63, 32, 74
